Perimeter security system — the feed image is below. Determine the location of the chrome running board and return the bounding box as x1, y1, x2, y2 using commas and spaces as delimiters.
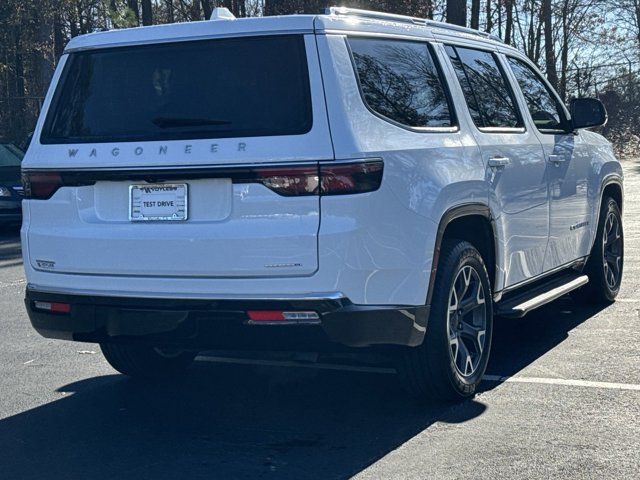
496, 274, 589, 318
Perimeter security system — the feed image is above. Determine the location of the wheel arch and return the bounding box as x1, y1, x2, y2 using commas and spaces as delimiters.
426, 204, 499, 307
602, 177, 623, 213
588, 175, 624, 253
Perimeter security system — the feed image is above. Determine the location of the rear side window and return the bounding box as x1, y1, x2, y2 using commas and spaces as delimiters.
41, 35, 312, 144
507, 57, 568, 133
446, 46, 522, 130
348, 38, 454, 129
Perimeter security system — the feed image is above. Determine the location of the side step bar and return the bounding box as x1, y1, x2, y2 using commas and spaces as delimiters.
496, 273, 589, 318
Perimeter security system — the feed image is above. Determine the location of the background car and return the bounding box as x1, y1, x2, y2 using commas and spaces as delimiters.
0, 140, 25, 228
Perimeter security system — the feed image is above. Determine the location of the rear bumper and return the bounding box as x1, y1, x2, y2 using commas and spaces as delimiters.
25, 288, 429, 349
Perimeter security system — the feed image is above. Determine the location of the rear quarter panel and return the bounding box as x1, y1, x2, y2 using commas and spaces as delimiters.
316, 34, 488, 305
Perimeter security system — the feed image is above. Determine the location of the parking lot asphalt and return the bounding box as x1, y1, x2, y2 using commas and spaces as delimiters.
0, 164, 639, 480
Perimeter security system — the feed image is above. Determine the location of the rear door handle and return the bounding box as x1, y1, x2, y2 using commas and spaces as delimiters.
488, 157, 511, 169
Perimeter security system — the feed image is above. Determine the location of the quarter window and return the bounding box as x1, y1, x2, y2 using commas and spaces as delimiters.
348, 38, 454, 129
446, 46, 522, 130
507, 57, 567, 133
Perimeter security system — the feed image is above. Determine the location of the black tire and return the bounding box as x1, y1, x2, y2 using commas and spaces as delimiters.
573, 196, 624, 304
100, 343, 197, 379
398, 239, 493, 402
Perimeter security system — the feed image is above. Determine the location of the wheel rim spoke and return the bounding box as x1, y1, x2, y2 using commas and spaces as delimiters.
447, 265, 488, 378
602, 211, 623, 289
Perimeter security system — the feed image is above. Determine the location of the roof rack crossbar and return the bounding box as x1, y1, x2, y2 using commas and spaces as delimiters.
325, 6, 503, 43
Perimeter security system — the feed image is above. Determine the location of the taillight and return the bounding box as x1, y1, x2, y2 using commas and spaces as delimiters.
252, 160, 383, 196
254, 165, 319, 196
22, 171, 63, 200
320, 160, 383, 195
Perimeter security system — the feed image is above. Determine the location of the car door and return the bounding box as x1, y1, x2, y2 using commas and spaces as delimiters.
444, 45, 549, 288
504, 55, 592, 271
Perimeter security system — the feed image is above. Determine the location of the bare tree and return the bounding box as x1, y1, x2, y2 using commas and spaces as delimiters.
504, 0, 514, 44
542, 0, 559, 89
201, 0, 213, 18
486, 0, 493, 32
447, 0, 467, 26
141, 0, 153, 25
471, 0, 480, 29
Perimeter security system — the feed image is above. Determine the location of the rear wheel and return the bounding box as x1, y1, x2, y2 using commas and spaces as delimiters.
398, 239, 493, 402
100, 343, 197, 379
573, 196, 623, 304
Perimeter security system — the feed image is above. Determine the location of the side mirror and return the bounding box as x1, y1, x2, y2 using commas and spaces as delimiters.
570, 98, 607, 130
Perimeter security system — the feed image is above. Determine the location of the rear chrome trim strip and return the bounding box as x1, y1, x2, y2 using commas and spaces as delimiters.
26, 284, 346, 302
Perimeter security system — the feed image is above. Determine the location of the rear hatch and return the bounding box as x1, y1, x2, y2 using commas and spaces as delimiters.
25, 34, 333, 278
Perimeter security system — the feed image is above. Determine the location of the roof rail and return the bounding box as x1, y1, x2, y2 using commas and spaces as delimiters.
325, 6, 503, 43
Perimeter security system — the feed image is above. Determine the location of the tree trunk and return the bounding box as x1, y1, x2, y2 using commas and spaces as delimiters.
201, 0, 213, 19
471, 0, 480, 29
631, 0, 640, 53
13, 29, 25, 138
447, 0, 467, 26
486, 0, 493, 32
542, 0, 559, 90
504, 0, 514, 45
166, 0, 175, 22
53, 12, 65, 60
141, 0, 152, 26
559, 0, 570, 100
127, 0, 140, 25
426, 0, 434, 19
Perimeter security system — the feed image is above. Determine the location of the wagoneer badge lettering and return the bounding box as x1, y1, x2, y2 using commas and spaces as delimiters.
68, 143, 248, 158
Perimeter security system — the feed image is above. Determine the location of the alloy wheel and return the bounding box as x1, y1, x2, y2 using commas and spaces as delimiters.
602, 210, 623, 290
446, 265, 488, 378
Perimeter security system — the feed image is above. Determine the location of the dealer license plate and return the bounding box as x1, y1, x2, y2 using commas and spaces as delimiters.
129, 184, 188, 222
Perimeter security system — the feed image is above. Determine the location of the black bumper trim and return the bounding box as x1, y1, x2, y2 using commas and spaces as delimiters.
25, 289, 429, 349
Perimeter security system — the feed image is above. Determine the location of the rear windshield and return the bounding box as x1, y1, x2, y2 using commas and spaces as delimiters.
41, 35, 312, 144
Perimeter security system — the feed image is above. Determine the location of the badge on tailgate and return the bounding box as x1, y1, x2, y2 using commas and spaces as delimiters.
129, 184, 188, 222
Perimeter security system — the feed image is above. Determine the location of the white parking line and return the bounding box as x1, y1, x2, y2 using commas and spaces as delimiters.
481, 375, 640, 391
195, 355, 396, 374
196, 356, 640, 391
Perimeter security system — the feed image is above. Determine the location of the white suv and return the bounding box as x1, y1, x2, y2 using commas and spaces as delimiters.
21, 7, 623, 400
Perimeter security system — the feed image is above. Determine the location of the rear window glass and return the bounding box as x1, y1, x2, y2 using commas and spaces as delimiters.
41, 35, 312, 144
348, 38, 454, 129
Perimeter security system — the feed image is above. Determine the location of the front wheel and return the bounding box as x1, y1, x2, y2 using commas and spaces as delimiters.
398, 239, 493, 402
573, 196, 624, 304
100, 343, 197, 380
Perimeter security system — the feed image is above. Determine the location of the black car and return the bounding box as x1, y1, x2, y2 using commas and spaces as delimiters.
0, 142, 24, 227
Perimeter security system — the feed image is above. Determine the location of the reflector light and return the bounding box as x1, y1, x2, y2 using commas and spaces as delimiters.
247, 310, 285, 321
247, 310, 320, 324
34, 301, 71, 314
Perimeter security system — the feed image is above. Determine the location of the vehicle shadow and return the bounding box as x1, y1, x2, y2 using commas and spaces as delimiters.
0, 293, 607, 479
486, 296, 607, 384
